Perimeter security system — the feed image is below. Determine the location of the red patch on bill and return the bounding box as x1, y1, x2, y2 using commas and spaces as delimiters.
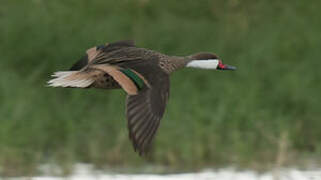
218, 60, 225, 69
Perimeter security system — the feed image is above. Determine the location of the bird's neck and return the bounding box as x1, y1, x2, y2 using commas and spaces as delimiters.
163, 57, 189, 74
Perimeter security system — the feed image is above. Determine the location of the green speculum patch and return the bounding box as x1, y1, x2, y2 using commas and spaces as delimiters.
120, 69, 145, 90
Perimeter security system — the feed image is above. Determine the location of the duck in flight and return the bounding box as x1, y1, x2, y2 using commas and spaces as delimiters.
48, 40, 236, 155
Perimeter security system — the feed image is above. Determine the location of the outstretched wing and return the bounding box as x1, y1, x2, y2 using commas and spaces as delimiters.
126, 71, 170, 155
69, 40, 136, 70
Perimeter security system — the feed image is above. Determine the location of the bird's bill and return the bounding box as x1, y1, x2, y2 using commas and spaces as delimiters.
220, 64, 236, 70
217, 60, 237, 70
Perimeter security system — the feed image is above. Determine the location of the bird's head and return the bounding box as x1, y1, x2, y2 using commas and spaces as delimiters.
186, 52, 236, 70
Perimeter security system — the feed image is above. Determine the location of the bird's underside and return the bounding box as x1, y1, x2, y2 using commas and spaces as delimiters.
48, 40, 170, 155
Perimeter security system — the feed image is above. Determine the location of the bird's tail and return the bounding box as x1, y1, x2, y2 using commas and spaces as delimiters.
47, 71, 94, 88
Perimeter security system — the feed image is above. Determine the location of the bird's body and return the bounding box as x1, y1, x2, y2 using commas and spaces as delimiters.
48, 40, 236, 155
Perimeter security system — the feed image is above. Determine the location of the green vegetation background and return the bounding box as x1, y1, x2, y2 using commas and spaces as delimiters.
1, 0, 320, 176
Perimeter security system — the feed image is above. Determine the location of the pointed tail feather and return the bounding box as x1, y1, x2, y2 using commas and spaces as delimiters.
47, 71, 94, 88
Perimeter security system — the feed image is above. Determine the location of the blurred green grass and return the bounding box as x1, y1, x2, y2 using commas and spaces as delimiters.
1, 0, 321, 176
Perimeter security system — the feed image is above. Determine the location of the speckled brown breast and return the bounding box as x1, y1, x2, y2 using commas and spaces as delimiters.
91, 73, 121, 89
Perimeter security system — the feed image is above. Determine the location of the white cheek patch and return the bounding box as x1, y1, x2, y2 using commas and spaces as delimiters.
186, 59, 219, 69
